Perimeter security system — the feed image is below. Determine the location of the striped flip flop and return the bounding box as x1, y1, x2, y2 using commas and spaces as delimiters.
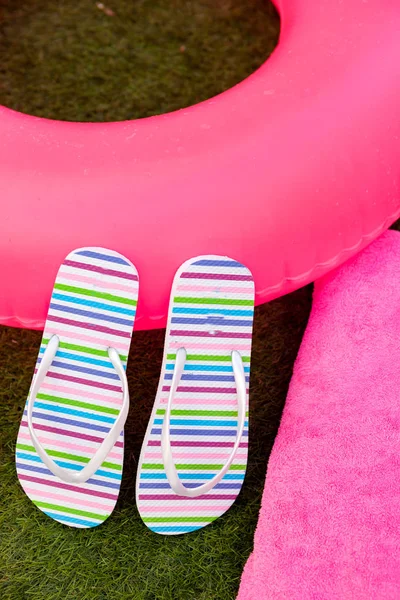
16, 247, 138, 528
136, 255, 255, 535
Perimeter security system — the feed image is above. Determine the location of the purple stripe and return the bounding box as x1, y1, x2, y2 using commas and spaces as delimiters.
170, 330, 252, 339
21, 420, 123, 446
147, 440, 248, 448
151, 428, 248, 437
44, 371, 122, 392
47, 315, 131, 338
162, 385, 240, 394
38, 358, 120, 381
208, 483, 241, 490
192, 259, 244, 268
64, 259, 138, 281
139, 483, 242, 489
171, 317, 252, 327
16, 463, 120, 489
18, 474, 118, 500
139, 494, 237, 501
49, 302, 133, 327
76, 250, 130, 266
24, 410, 112, 433
181, 272, 252, 281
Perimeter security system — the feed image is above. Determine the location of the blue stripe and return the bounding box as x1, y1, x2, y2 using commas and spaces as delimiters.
16, 453, 121, 480
164, 373, 250, 383
16, 462, 120, 489
149, 525, 203, 533
39, 348, 117, 370
32, 402, 116, 425
39, 359, 120, 381
171, 317, 252, 327
154, 419, 249, 428
139, 482, 242, 490
151, 428, 248, 437
172, 307, 253, 317
76, 250, 131, 266
24, 410, 111, 434
50, 302, 133, 327
165, 363, 250, 373
43, 511, 101, 527
192, 259, 244, 268
52, 293, 135, 316
140, 473, 245, 480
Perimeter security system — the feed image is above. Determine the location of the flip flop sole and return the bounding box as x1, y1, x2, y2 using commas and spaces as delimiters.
136, 255, 255, 535
16, 247, 138, 528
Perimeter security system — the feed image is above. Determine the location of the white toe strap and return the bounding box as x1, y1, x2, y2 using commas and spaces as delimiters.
161, 347, 247, 497
27, 334, 129, 484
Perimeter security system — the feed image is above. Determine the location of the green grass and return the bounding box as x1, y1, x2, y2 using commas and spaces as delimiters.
0, 0, 280, 121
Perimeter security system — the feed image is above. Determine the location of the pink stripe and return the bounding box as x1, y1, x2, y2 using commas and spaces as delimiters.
163, 385, 236, 394
177, 284, 254, 294
18, 432, 122, 460
168, 341, 251, 351
41, 382, 123, 406
143, 452, 248, 460
20, 420, 124, 448
46, 371, 122, 392
158, 397, 246, 406
47, 315, 131, 338
18, 474, 118, 500
181, 272, 252, 281
45, 327, 128, 351
63, 260, 138, 282
139, 505, 232, 513
59, 270, 138, 294
170, 330, 251, 339
139, 494, 236, 501
148, 441, 248, 448
23, 487, 115, 512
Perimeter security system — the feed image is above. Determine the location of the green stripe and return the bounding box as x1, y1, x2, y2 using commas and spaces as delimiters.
54, 283, 136, 306
42, 338, 127, 361
142, 463, 245, 471
174, 296, 253, 306
143, 516, 217, 523
16, 444, 121, 471
156, 409, 249, 417
166, 353, 250, 362
36, 393, 119, 416
33, 501, 106, 521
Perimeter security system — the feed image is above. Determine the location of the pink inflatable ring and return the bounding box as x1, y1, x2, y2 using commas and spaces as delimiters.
1, 0, 400, 330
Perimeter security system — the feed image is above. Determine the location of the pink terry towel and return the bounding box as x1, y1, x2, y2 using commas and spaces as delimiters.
238, 230, 400, 600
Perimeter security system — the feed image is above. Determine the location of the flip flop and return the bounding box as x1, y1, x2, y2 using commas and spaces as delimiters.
136, 255, 255, 535
16, 247, 138, 528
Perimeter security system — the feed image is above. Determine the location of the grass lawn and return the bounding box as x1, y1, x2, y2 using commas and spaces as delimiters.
0, 2, 396, 599
0, 0, 280, 121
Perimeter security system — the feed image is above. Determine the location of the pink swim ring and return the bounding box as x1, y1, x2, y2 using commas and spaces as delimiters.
1, 0, 400, 330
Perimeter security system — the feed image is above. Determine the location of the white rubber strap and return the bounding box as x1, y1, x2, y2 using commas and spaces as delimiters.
27, 334, 129, 484
161, 347, 247, 497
